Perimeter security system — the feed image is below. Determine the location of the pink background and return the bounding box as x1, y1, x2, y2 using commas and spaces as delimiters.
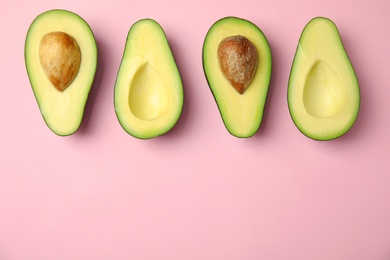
1, 0, 390, 259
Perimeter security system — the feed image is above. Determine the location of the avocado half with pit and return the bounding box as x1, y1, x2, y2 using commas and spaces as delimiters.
25, 9, 97, 136
288, 17, 360, 140
114, 19, 183, 139
202, 17, 272, 138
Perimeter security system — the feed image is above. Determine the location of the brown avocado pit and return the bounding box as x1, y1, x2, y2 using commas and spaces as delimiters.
217, 35, 258, 94
39, 31, 81, 92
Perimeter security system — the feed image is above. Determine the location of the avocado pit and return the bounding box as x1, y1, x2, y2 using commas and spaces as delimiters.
39, 31, 81, 92
217, 35, 258, 94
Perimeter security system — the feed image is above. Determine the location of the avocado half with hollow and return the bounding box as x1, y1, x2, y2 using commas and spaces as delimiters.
288, 17, 360, 140
25, 9, 97, 136
114, 19, 183, 139
202, 17, 272, 138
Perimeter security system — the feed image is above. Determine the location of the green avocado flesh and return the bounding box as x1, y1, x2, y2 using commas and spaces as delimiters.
202, 17, 272, 138
25, 9, 97, 136
114, 19, 183, 139
288, 17, 360, 140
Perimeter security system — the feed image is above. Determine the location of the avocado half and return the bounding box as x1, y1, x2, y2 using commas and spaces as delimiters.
25, 9, 97, 136
202, 17, 272, 138
114, 19, 184, 139
288, 17, 360, 140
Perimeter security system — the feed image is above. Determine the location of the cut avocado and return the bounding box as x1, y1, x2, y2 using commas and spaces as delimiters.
288, 17, 360, 140
25, 9, 97, 136
114, 19, 183, 139
202, 17, 272, 138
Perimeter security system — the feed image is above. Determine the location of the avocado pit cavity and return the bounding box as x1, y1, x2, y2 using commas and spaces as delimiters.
303, 60, 345, 118
218, 35, 258, 94
39, 31, 81, 92
129, 62, 169, 121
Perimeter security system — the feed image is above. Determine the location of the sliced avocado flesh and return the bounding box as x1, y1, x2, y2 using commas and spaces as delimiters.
25, 9, 97, 136
202, 17, 272, 138
114, 19, 183, 139
129, 62, 169, 121
288, 17, 360, 140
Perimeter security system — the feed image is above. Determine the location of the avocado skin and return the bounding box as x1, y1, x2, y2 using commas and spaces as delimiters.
202, 17, 272, 138
287, 17, 360, 141
114, 19, 184, 139
25, 9, 97, 136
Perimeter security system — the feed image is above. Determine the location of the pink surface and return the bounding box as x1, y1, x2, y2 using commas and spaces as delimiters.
1, 0, 390, 259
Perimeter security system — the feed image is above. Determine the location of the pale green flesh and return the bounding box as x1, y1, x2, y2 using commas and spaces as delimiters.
25, 9, 97, 136
114, 19, 183, 139
288, 17, 360, 140
129, 62, 169, 121
203, 17, 272, 138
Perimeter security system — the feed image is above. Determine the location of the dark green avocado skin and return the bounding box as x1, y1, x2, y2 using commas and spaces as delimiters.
114, 19, 184, 139
287, 17, 360, 141
202, 16, 272, 138
25, 9, 97, 136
